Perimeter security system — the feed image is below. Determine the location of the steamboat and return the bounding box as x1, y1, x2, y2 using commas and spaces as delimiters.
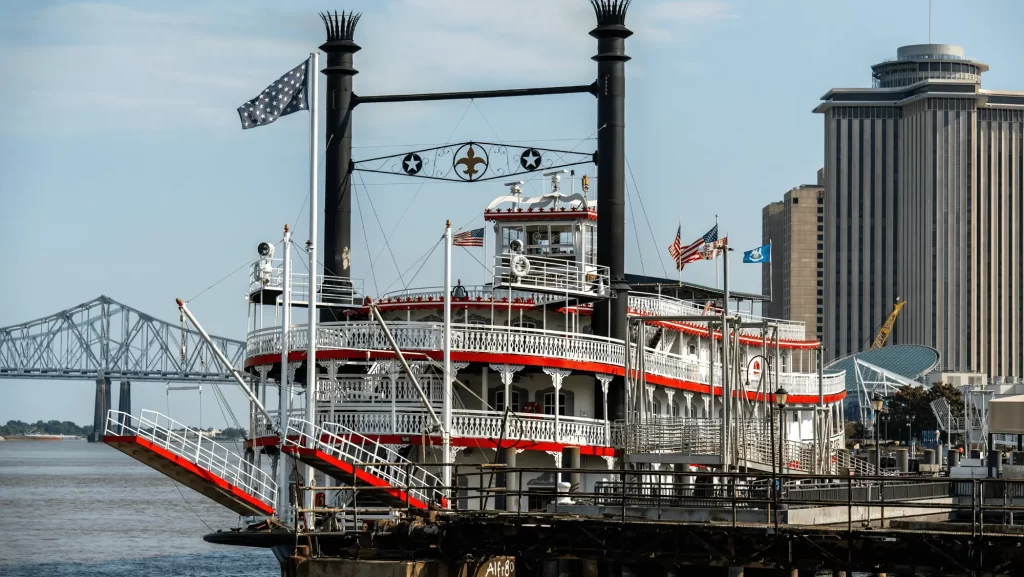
96, 2, 928, 575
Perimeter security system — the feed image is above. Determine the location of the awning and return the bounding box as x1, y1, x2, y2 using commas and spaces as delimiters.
987, 394, 1024, 434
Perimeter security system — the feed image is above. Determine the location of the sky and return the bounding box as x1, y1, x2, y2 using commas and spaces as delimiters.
1, 0, 1022, 428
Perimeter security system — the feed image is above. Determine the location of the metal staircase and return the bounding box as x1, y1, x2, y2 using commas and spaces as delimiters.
283, 418, 448, 510
103, 409, 277, 516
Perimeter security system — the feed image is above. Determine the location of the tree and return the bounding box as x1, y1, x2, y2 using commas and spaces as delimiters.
883, 382, 963, 445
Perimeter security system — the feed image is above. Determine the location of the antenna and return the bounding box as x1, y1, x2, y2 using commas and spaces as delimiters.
543, 169, 568, 195
504, 180, 524, 209
928, 0, 932, 44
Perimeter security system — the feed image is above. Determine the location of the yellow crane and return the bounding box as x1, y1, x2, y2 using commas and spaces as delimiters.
871, 298, 906, 349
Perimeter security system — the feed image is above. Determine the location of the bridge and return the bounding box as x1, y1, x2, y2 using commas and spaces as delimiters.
0, 295, 246, 441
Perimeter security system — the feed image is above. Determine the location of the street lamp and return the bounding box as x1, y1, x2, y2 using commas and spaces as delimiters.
775, 387, 788, 480
908, 414, 916, 457
871, 394, 884, 472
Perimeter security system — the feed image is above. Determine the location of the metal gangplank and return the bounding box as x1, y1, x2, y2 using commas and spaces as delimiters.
283, 418, 448, 510
103, 409, 277, 516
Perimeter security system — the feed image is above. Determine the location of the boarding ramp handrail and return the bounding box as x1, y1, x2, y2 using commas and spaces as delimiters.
285, 417, 448, 508
105, 409, 277, 510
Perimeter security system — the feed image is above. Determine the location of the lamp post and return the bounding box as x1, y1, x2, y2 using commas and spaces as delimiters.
908, 414, 916, 458
775, 386, 788, 480
871, 394, 884, 473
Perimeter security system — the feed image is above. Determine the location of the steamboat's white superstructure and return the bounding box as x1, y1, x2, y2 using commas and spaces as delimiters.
225, 174, 851, 519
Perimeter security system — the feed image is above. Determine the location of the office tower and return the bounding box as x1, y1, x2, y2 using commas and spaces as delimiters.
814, 44, 1024, 379
762, 171, 826, 342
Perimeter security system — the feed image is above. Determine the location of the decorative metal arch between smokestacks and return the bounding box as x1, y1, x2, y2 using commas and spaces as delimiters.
0, 295, 245, 383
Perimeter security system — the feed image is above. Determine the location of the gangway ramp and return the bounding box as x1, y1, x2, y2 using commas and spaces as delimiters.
283, 418, 448, 510
103, 409, 277, 516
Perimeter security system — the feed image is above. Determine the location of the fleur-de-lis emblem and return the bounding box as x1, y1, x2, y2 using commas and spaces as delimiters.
454, 145, 488, 180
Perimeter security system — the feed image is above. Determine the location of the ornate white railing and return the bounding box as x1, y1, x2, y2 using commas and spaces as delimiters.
250, 258, 362, 306
286, 418, 447, 507
317, 407, 610, 447
247, 322, 845, 398
628, 292, 809, 342
493, 253, 610, 298
106, 409, 277, 510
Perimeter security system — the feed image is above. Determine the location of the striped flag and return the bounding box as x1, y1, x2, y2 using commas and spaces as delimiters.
453, 228, 485, 247
670, 224, 718, 270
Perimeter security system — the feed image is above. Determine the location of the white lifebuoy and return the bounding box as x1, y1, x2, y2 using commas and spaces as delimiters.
510, 254, 531, 278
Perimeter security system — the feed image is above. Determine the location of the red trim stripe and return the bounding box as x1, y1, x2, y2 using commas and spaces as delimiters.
104, 435, 274, 516
244, 349, 845, 405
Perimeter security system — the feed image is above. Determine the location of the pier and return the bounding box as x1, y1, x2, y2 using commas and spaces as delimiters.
204, 464, 1024, 577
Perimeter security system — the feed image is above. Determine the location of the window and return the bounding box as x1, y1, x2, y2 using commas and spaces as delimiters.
687, 340, 697, 355
817, 243, 824, 251
501, 225, 523, 251
543, 391, 567, 415
817, 196, 824, 205
817, 225, 824, 232
512, 320, 537, 329
817, 289, 823, 296
495, 390, 521, 412
817, 270, 823, 278
792, 197, 799, 204
528, 489, 555, 512
651, 398, 662, 416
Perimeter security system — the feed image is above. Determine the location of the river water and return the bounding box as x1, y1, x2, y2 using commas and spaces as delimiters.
0, 440, 277, 576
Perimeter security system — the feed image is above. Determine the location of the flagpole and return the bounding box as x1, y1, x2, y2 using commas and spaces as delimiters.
303, 51, 319, 529
677, 217, 682, 285
715, 215, 720, 289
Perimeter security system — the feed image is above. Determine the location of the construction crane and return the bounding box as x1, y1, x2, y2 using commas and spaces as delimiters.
871, 298, 906, 349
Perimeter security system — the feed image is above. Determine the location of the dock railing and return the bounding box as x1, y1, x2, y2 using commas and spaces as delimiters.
286, 462, 1024, 540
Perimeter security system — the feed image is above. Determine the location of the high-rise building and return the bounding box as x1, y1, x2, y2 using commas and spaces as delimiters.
814, 44, 1024, 379
762, 171, 826, 342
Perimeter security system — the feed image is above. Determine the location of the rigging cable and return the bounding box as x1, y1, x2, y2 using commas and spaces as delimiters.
358, 171, 406, 290
625, 180, 646, 276
353, 184, 381, 296
366, 99, 475, 274
292, 133, 335, 234
626, 155, 670, 279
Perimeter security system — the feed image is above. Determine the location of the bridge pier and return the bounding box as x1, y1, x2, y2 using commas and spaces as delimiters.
117, 380, 131, 433
89, 377, 111, 442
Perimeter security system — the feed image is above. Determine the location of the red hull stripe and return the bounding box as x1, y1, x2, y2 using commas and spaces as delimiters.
104, 435, 274, 516
282, 446, 445, 509
245, 350, 844, 405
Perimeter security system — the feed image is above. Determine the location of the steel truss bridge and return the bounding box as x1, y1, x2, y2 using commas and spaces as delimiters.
0, 295, 245, 441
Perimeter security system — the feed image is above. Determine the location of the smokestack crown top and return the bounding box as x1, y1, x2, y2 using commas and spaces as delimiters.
590, 0, 630, 26
320, 10, 360, 43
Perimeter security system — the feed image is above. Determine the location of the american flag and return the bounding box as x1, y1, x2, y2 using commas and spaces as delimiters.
237, 60, 308, 129
453, 228, 485, 247
669, 224, 718, 270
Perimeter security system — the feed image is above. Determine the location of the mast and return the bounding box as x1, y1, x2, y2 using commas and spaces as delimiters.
590, 0, 631, 421
303, 50, 320, 529
441, 221, 453, 494
278, 224, 292, 521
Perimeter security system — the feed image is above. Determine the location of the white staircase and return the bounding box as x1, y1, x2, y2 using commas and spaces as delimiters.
284, 418, 448, 509
104, 409, 277, 516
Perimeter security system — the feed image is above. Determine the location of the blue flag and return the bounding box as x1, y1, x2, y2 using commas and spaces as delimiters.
743, 244, 771, 263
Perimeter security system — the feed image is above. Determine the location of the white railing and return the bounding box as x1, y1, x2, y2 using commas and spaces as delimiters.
285, 418, 447, 507
628, 292, 809, 342
316, 376, 444, 405
106, 409, 277, 510
318, 407, 610, 447
246, 322, 846, 399
250, 258, 363, 306
493, 253, 610, 298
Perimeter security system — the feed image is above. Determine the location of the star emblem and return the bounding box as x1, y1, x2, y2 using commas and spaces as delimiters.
402, 153, 423, 175
520, 148, 542, 171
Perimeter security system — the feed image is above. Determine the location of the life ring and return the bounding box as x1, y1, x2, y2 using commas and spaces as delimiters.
510, 254, 531, 278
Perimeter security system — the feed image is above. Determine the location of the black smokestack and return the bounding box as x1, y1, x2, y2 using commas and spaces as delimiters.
319, 10, 360, 319
590, 0, 631, 420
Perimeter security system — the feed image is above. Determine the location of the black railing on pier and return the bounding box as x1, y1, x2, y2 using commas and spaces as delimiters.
282, 461, 1024, 542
